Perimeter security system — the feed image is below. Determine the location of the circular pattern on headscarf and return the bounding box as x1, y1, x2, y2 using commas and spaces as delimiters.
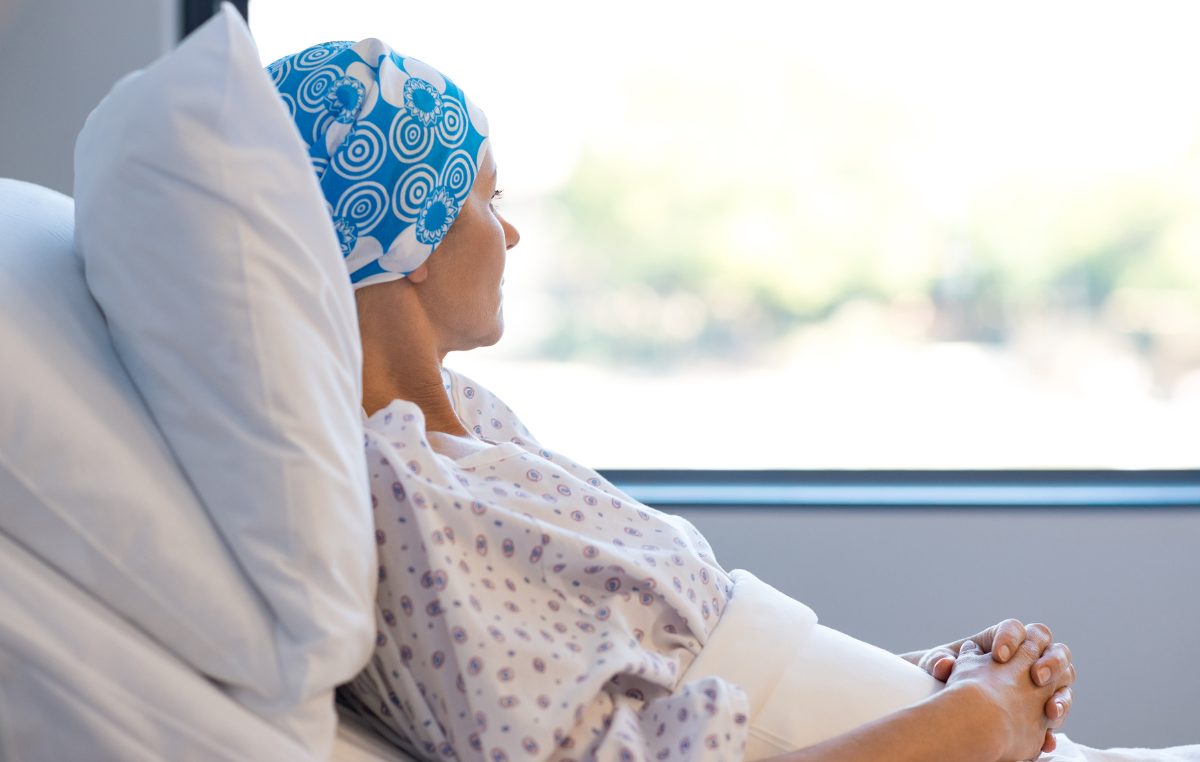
268, 40, 490, 288
298, 66, 343, 113
332, 122, 387, 180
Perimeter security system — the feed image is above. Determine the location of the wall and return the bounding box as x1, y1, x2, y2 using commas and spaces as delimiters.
668, 506, 1200, 749
0, 0, 176, 196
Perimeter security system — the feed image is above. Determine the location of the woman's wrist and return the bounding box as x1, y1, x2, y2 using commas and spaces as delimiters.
931, 681, 1006, 762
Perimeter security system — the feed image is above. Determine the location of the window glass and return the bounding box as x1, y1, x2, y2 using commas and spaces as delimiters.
254, 0, 1200, 469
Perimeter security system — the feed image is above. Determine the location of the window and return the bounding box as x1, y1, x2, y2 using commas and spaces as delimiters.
253, 0, 1200, 469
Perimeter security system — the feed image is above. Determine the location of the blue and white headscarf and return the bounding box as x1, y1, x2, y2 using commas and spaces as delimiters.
268, 40, 489, 289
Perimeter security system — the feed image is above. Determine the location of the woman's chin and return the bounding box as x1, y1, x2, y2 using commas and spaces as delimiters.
485, 307, 505, 347
448, 308, 505, 354
464, 318, 505, 352
480, 320, 505, 348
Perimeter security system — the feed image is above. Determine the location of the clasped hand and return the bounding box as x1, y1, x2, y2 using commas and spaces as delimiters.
901, 620, 1074, 757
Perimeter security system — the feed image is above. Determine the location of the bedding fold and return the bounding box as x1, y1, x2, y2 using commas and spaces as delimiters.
0, 528, 319, 762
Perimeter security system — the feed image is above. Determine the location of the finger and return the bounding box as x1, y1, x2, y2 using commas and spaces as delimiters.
1032, 642, 1073, 687
918, 646, 958, 680
1020, 622, 1053, 660
959, 639, 982, 656
932, 656, 956, 682
976, 619, 1026, 663
1042, 731, 1058, 754
1045, 687, 1073, 728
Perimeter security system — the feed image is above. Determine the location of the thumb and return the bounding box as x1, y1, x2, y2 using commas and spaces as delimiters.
959, 639, 983, 656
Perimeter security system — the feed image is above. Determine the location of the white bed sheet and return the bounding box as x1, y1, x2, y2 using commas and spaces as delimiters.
334, 709, 418, 762
0, 529, 318, 762
0, 515, 423, 762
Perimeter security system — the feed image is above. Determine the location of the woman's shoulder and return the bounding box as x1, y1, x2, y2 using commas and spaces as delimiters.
440, 366, 634, 502
440, 366, 543, 449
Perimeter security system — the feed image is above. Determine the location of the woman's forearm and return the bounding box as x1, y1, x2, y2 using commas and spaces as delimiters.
767, 684, 1002, 762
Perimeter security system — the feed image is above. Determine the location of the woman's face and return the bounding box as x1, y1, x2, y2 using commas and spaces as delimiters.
411, 145, 520, 353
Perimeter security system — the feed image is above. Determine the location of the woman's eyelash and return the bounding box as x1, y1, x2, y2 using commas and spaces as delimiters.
492, 189, 504, 201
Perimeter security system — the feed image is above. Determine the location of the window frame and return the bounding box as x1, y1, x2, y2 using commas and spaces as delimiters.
182, 0, 249, 38
599, 469, 1200, 508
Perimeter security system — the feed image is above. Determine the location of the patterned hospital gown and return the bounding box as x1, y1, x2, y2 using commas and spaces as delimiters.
344, 368, 750, 762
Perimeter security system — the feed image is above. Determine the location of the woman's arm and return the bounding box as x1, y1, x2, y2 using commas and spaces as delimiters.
772, 684, 1006, 762
769, 625, 1069, 762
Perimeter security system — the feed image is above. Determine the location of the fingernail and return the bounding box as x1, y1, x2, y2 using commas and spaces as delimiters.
1038, 667, 1051, 685
1056, 701, 1065, 719
998, 645, 1011, 661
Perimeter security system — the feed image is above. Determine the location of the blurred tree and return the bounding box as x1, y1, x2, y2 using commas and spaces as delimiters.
536, 70, 1200, 373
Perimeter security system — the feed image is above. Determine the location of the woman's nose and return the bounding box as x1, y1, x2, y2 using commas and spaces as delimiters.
502, 216, 520, 250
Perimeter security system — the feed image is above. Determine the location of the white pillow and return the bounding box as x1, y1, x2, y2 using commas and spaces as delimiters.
0, 181, 282, 703
73, 5, 375, 755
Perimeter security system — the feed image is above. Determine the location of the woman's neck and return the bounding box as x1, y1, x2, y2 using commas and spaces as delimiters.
358, 286, 470, 438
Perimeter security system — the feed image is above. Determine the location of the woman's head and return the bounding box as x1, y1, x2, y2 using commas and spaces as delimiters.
269, 39, 520, 355
268, 39, 495, 289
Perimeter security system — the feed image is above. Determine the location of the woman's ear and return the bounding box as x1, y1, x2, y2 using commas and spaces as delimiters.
407, 262, 430, 283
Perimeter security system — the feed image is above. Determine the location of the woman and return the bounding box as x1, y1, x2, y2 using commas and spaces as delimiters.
270, 40, 1080, 762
